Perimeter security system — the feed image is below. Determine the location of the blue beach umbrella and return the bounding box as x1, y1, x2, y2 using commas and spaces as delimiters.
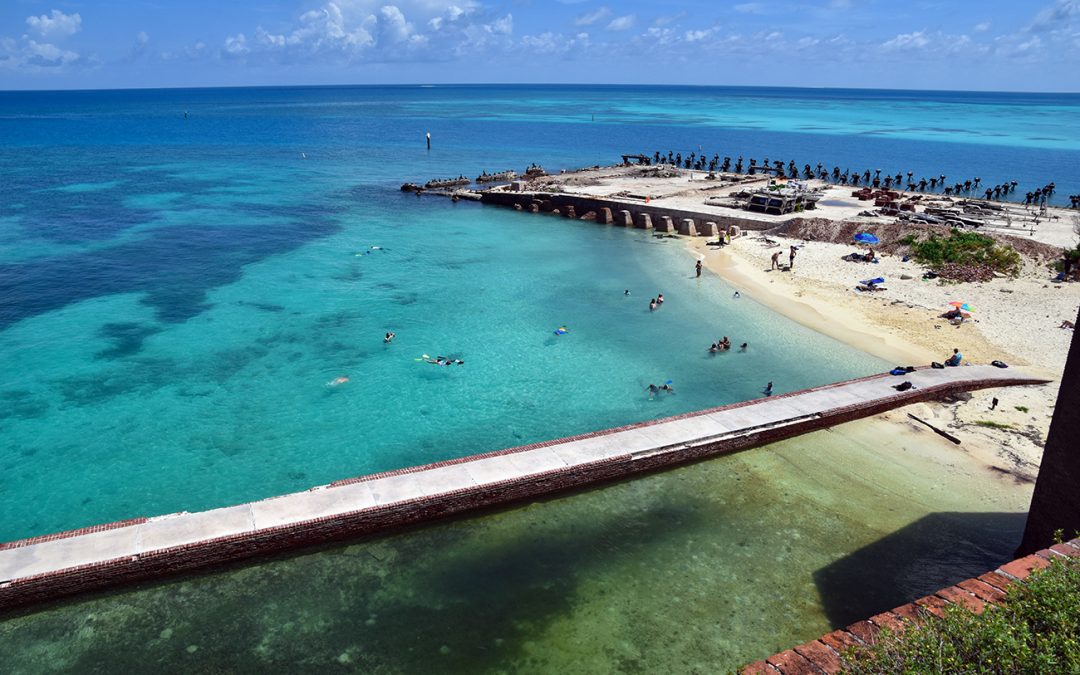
853, 232, 880, 245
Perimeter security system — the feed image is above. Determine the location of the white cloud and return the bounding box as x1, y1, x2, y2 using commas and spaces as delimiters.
685, 28, 718, 42
575, 7, 611, 27
1028, 0, 1080, 33
881, 30, 929, 50
734, 3, 765, 14
606, 14, 636, 31
25, 10, 82, 39
974, 21, 991, 33
224, 33, 249, 55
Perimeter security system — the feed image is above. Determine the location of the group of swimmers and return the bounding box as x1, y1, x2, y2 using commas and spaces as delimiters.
649, 293, 665, 311
709, 337, 748, 353
424, 355, 465, 366
646, 382, 675, 399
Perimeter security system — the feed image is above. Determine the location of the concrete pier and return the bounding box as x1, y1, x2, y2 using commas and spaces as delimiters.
636, 213, 653, 230
656, 215, 675, 233
619, 210, 633, 227
679, 218, 698, 236
701, 221, 719, 237
600, 207, 613, 224
0, 366, 1046, 610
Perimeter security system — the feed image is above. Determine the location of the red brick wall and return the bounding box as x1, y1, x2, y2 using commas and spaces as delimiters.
741, 538, 1080, 674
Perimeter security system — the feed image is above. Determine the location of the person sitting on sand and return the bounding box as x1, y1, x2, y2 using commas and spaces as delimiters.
865, 248, 876, 262
944, 348, 963, 367
1061, 319, 1075, 330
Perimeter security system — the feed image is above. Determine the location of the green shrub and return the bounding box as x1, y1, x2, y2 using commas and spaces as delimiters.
1015, 406, 1029, 413
904, 229, 1021, 277
975, 420, 1014, 430
843, 555, 1080, 674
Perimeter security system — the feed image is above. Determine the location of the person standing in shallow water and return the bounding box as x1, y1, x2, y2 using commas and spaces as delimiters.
695, 259, 702, 277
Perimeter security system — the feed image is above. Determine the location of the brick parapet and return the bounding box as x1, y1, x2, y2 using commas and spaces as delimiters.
740, 536, 1080, 673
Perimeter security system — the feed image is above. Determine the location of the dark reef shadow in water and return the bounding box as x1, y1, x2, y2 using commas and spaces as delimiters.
813, 511, 1026, 628
0, 214, 340, 331
0, 390, 50, 421
94, 322, 162, 360
0, 491, 710, 674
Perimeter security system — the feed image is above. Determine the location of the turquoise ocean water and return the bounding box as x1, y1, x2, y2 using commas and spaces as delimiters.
2, 85, 1077, 541
0, 85, 1071, 672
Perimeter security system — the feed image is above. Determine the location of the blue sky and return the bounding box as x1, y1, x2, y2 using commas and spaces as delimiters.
1, 1, 1078, 91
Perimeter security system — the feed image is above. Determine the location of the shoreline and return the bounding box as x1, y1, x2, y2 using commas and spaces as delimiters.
684, 235, 1077, 482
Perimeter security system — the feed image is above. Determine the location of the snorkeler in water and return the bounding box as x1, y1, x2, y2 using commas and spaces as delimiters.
384, 331, 396, 343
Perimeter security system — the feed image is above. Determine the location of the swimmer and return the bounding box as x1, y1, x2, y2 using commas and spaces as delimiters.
657, 293, 664, 304
763, 381, 773, 396
624, 289, 631, 296
739, 343, 748, 352
384, 331, 396, 343
732, 291, 741, 299
327, 376, 349, 387
646, 382, 675, 398
649, 299, 657, 311
709, 343, 719, 353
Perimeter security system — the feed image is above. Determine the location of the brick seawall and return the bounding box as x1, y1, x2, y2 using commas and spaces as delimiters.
0, 366, 1049, 611
741, 538, 1080, 674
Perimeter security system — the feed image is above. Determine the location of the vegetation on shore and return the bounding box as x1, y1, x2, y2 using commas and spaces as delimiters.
900, 229, 1022, 279
843, 552, 1080, 674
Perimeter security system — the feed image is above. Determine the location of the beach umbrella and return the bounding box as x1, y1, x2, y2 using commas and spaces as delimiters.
948, 301, 974, 312
853, 232, 880, 245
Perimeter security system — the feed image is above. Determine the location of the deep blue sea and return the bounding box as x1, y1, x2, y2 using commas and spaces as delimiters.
0, 84, 1065, 673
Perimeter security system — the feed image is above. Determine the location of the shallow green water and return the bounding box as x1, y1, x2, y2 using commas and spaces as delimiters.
0, 420, 1032, 673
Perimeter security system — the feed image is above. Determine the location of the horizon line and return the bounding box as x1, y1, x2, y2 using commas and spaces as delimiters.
2, 81, 1078, 96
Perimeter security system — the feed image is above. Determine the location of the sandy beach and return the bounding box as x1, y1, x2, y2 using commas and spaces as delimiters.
687, 231, 1079, 482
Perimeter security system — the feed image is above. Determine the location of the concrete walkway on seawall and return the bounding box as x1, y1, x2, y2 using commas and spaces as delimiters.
0, 365, 1049, 610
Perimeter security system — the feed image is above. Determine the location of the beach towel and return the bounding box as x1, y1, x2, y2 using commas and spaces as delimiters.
860, 277, 885, 286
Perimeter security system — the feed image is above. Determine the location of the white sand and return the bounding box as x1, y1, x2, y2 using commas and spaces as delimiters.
689, 235, 1079, 480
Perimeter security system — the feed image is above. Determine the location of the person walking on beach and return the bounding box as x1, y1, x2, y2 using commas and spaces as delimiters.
771, 251, 781, 270
696, 260, 702, 278
789, 246, 797, 270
